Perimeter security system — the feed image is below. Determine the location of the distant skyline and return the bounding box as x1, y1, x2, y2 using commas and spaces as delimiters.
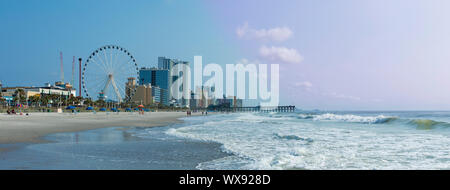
2, 0, 450, 110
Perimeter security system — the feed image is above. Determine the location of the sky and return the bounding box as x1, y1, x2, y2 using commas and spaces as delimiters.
1, 0, 450, 110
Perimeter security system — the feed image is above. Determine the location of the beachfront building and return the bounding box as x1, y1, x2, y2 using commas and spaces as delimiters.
158, 56, 189, 87
215, 95, 233, 107
193, 86, 216, 108
209, 95, 244, 109
131, 84, 153, 105
0, 81, 12, 106
235, 98, 244, 107
54, 81, 73, 90
152, 86, 162, 104
139, 67, 170, 106
189, 91, 198, 109
1, 84, 76, 99
158, 56, 190, 108
125, 77, 137, 99
0, 82, 76, 106
1, 96, 13, 106
227, 96, 243, 108
139, 57, 190, 107
125, 77, 154, 106
158, 56, 189, 71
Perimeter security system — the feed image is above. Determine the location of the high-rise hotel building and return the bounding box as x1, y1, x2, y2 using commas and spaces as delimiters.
139, 67, 169, 106
138, 57, 189, 107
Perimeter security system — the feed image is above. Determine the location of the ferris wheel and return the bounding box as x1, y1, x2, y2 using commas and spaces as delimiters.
82, 45, 139, 103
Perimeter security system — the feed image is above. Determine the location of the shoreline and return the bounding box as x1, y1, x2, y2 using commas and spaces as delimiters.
0, 112, 203, 145
0, 113, 231, 169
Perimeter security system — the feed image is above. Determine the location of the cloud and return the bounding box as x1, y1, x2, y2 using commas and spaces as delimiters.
236, 58, 260, 65
294, 81, 313, 88
293, 81, 313, 92
259, 45, 303, 63
326, 92, 361, 101
237, 23, 293, 42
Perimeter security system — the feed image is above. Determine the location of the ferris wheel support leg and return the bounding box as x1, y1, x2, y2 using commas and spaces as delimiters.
110, 76, 123, 103
103, 76, 111, 95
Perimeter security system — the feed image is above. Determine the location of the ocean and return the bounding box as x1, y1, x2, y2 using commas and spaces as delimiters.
168, 111, 450, 170
0, 111, 449, 170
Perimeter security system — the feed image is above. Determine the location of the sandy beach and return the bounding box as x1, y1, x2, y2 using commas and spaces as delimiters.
0, 112, 199, 144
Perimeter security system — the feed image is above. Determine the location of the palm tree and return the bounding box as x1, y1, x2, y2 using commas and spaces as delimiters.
0, 96, 5, 108
68, 95, 76, 105
75, 96, 83, 105
13, 89, 26, 105
29, 94, 41, 107
95, 99, 106, 107
50, 94, 60, 107
84, 98, 93, 107
43, 94, 59, 107
40, 95, 49, 107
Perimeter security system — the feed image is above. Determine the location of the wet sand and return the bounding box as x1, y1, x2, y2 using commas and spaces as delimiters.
0, 112, 199, 144
0, 126, 231, 170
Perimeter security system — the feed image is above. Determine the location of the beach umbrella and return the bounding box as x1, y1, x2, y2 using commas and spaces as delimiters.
138, 105, 144, 108
125, 108, 132, 112
144, 108, 150, 112
134, 108, 139, 111
66, 106, 76, 110
111, 108, 117, 112
99, 108, 106, 111
86, 106, 94, 110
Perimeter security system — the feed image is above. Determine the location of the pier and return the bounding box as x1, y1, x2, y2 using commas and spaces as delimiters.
208, 105, 296, 113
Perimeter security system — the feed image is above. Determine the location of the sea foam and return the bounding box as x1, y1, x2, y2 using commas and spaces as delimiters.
299, 113, 397, 124
166, 112, 450, 170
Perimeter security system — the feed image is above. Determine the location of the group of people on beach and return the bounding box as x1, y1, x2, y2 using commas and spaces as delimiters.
6, 109, 16, 115
186, 110, 208, 116
5, 109, 28, 115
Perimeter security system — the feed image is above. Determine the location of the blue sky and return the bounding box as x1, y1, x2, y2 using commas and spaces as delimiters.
1, 0, 450, 110
208, 0, 450, 110
0, 0, 241, 86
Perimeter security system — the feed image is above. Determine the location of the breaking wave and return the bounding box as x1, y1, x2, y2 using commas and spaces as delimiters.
408, 119, 450, 130
297, 113, 450, 130
298, 113, 397, 124
166, 111, 450, 170
273, 133, 314, 143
